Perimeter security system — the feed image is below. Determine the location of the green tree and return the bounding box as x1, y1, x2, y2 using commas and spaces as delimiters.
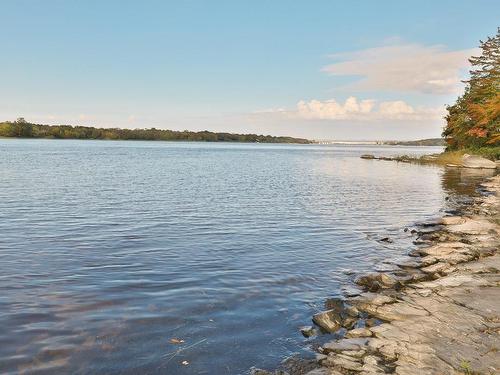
443, 28, 500, 149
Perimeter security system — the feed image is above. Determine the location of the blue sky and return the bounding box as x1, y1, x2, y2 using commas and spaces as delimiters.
2, 0, 499, 140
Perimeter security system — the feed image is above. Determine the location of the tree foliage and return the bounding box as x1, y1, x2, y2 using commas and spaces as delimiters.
0, 120, 311, 144
443, 28, 500, 150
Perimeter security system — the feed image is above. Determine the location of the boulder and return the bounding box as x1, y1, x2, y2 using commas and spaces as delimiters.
360, 154, 375, 159
462, 154, 496, 169
312, 309, 342, 333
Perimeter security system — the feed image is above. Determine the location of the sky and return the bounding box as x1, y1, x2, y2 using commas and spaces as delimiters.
1, 0, 499, 140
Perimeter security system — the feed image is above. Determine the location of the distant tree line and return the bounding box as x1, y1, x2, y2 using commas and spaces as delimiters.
383, 138, 446, 146
0, 119, 311, 144
443, 28, 500, 151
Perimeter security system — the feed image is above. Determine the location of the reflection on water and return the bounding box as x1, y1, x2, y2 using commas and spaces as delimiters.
0, 140, 489, 374
441, 166, 496, 197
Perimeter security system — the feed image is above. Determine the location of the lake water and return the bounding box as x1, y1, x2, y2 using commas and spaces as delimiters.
0, 139, 488, 374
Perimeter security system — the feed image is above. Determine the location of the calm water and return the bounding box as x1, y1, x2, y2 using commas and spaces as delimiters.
0, 139, 488, 374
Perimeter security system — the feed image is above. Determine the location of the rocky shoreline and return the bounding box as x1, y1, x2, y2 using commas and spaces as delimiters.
255, 173, 499, 375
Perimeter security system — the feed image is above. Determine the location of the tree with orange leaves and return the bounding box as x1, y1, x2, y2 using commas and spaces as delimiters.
443, 28, 500, 149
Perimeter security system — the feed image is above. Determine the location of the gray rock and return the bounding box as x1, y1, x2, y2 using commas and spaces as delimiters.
462, 154, 496, 169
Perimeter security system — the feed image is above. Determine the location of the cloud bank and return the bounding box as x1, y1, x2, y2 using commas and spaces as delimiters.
322, 43, 475, 94
263, 96, 445, 121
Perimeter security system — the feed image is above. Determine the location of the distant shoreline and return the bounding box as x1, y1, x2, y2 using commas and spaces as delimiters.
316, 138, 445, 146
0, 120, 311, 144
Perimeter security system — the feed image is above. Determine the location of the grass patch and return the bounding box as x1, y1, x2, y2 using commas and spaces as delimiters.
459, 359, 483, 375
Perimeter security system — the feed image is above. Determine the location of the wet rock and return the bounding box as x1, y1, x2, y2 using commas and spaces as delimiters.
378, 237, 393, 243
312, 310, 342, 333
355, 273, 399, 291
324, 298, 345, 313
364, 318, 379, 327
345, 305, 359, 317
300, 326, 317, 338
462, 154, 496, 169
341, 285, 362, 297
341, 316, 357, 330
394, 258, 422, 269
281, 357, 318, 375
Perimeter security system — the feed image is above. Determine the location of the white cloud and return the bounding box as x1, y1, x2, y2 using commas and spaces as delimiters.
322, 44, 475, 94
263, 96, 444, 121
296, 97, 376, 120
